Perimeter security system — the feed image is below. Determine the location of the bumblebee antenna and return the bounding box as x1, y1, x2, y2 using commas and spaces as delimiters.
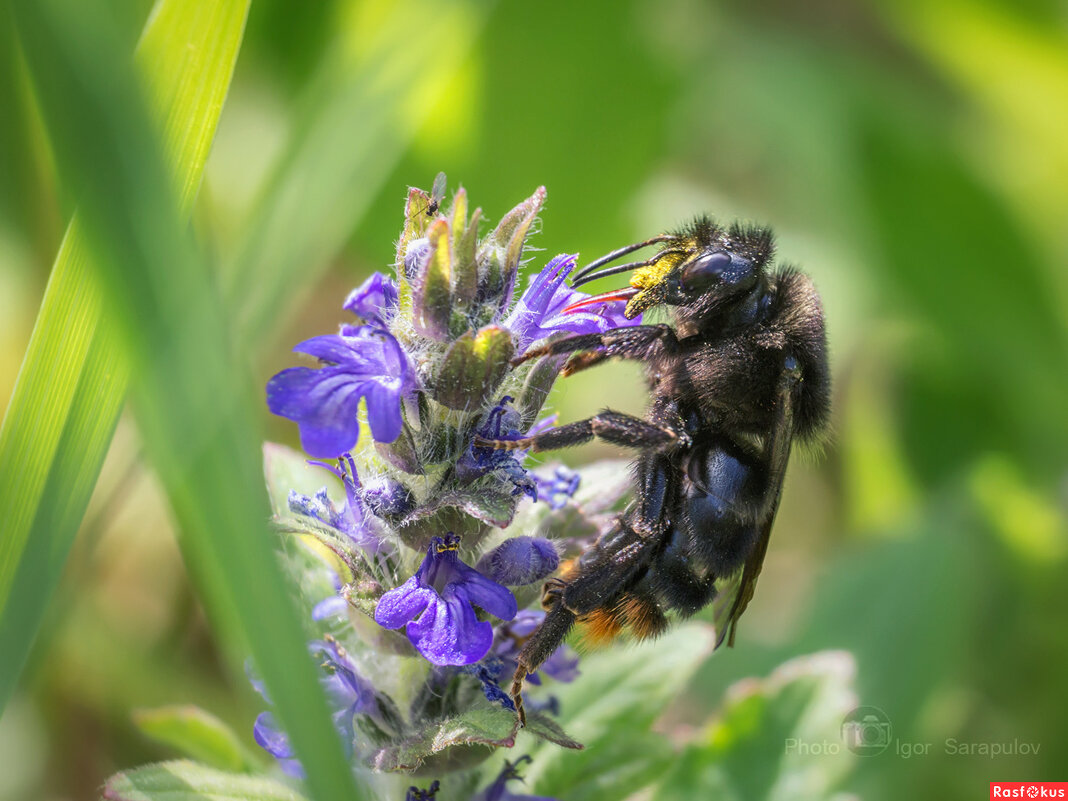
569, 259, 653, 288
569, 234, 673, 285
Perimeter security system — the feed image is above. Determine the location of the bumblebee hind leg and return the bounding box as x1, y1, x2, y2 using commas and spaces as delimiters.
511, 523, 657, 724
511, 603, 576, 726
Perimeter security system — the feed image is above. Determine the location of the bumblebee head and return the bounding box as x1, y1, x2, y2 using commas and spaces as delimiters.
566, 218, 774, 320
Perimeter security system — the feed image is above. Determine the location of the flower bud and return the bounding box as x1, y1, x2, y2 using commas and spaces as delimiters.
476, 536, 559, 586
413, 220, 453, 340
478, 186, 545, 313
433, 326, 515, 410
362, 476, 416, 520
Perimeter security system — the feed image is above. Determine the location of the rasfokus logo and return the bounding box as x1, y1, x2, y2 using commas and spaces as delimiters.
990, 783, 1067, 799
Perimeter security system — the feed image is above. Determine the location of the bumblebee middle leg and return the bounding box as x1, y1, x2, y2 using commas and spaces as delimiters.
476, 409, 685, 453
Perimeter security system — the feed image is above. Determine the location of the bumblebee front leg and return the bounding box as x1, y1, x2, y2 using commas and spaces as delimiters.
514, 324, 678, 368
475, 409, 684, 453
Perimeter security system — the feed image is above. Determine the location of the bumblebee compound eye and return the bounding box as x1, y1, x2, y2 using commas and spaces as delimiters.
679, 250, 753, 291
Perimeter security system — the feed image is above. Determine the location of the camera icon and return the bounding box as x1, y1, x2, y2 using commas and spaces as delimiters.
841, 706, 893, 755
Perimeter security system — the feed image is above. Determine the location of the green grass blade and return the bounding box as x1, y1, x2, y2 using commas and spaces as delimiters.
12, 2, 362, 798
0, 0, 250, 713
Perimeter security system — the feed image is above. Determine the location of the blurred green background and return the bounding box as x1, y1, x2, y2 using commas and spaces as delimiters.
1, 0, 1066, 798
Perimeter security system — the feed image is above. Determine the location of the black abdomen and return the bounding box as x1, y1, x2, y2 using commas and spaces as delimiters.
560, 435, 772, 637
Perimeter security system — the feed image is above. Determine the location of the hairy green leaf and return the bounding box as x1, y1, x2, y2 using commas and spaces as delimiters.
102, 760, 309, 801
523, 622, 715, 800
133, 706, 260, 773
651, 651, 859, 801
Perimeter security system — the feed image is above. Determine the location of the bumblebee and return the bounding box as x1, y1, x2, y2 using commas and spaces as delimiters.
478, 217, 830, 723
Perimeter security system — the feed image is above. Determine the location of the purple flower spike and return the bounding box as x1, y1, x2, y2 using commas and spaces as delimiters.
375, 533, 518, 665
344, 272, 398, 325
505, 254, 640, 354
266, 326, 414, 457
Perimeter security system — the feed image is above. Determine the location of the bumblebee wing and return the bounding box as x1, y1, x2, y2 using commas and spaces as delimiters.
712, 374, 797, 649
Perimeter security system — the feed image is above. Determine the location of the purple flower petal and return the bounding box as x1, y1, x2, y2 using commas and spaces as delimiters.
473, 757, 559, 801
505, 254, 641, 353
253, 712, 294, 759
364, 379, 405, 443
406, 594, 494, 665
374, 575, 436, 629
450, 567, 519, 621
245, 661, 271, 704
292, 334, 374, 364
267, 366, 365, 457
476, 537, 559, 587
278, 759, 305, 779
266, 328, 414, 458
343, 272, 398, 324
312, 638, 379, 716
491, 610, 579, 688
375, 536, 517, 666
312, 595, 348, 621
540, 645, 581, 683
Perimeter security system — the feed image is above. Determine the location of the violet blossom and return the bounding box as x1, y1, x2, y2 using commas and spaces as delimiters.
374, 534, 518, 665
493, 610, 580, 687
459, 398, 557, 501
344, 271, 398, 325
267, 324, 414, 458
505, 253, 640, 354
476, 536, 559, 587
534, 466, 581, 510
289, 453, 390, 558
252, 637, 378, 774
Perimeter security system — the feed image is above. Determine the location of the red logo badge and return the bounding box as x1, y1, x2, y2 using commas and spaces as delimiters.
990, 783, 1067, 799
